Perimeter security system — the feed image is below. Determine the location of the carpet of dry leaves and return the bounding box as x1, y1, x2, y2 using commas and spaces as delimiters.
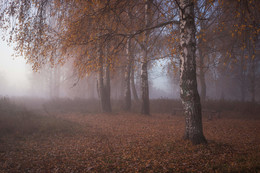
0, 111, 259, 172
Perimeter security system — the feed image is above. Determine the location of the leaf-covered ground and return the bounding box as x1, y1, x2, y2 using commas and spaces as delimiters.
0, 112, 259, 172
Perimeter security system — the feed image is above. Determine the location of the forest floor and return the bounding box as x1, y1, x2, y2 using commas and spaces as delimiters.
0, 108, 259, 172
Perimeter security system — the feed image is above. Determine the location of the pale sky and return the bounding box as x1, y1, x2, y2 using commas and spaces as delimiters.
0, 39, 31, 96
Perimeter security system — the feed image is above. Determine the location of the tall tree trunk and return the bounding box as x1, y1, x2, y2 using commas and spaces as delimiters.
49, 68, 54, 99
124, 38, 133, 111
141, 0, 152, 115
131, 64, 139, 102
104, 61, 112, 112
97, 46, 112, 113
87, 75, 96, 99
53, 66, 60, 99
120, 67, 125, 100
250, 55, 256, 103
248, 39, 256, 103
141, 56, 149, 115
240, 50, 246, 102
179, 0, 206, 144
199, 52, 206, 102
98, 51, 105, 111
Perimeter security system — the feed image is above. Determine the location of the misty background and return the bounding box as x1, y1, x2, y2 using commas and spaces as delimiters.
0, 36, 175, 99
1, 35, 259, 102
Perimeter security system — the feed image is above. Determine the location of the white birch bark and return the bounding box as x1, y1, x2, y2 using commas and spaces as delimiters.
179, 0, 206, 144
141, 0, 152, 115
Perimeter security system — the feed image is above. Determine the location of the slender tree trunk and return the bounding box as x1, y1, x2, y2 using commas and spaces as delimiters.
104, 61, 112, 112
97, 45, 112, 113
96, 77, 100, 99
199, 70, 206, 102
120, 68, 125, 100
98, 51, 105, 111
141, 0, 152, 115
87, 75, 96, 99
240, 50, 246, 102
141, 55, 149, 115
250, 56, 256, 103
248, 39, 256, 103
131, 64, 139, 102
179, 0, 206, 145
199, 52, 206, 102
53, 66, 60, 99
124, 38, 133, 111
49, 68, 54, 99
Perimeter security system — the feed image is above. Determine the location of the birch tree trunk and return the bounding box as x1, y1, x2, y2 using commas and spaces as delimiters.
131, 65, 139, 102
179, 0, 206, 144
98, 49, 105, 111
141, 0, 152, 115
141, 56, 149, 115
124, 38, 133, 111
97, 45, 112, 113
104, 61, 112, 112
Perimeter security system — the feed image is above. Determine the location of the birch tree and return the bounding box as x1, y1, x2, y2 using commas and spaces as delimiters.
140, 0, 152, 115
178, 0, 207, 144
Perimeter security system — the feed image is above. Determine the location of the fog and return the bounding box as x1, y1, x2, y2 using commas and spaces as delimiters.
0, 40, 30, 96
1, 37, 259, 102
0, 39, 175, 99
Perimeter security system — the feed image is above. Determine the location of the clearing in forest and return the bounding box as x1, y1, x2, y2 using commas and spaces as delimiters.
0, 111, 259, 172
